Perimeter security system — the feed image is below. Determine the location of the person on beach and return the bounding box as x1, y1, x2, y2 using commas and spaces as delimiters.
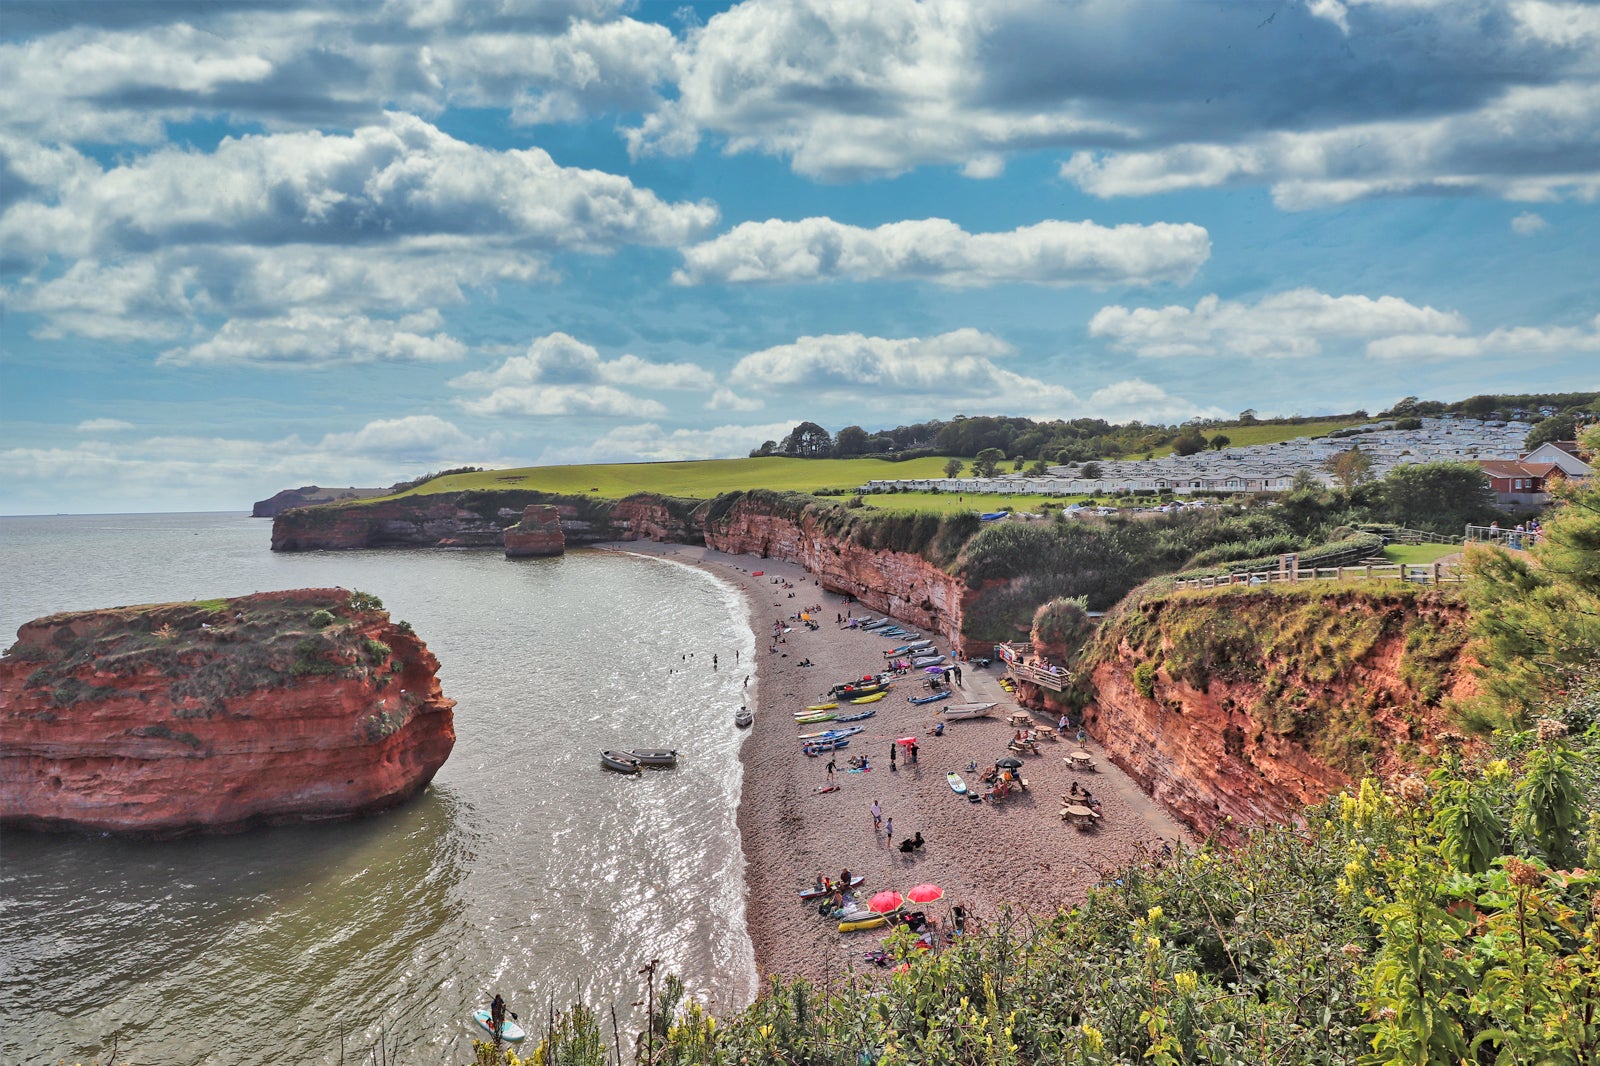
1059, 713, 1070, 734
889, 745, 897, 771
954, 666, 963, 684
815, 872, 827, 892
826, 757, 837, 780
871, 800, 882, 831
910, 742, 919, 764
840, 868, 852, 891
885, 816, 894, 847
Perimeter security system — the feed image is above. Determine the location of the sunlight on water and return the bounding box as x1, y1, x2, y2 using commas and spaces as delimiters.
0, 514, 757, 1065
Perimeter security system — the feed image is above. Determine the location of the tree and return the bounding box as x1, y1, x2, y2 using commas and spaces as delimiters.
1172, 429, 1207, 456
1525, 412, 1580, 452
1208, 433, 1231, 451
1465, 426, 1600, 724
1387, 395, 1419, 417
1290, 468, 1322, 492
943, 458, 963, 479
1380, 460, 1494, 533
749, 440, 776, 457
1323, 444, 1374, 490
973, 447, 1006, 478
1393, 417, 1424, 431
779, 421, 833, 458
833, 425, 869, 457
1013, 454, 1026, 472
1079, 461, 1103, 480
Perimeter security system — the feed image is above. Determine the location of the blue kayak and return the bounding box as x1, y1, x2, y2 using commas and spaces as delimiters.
910, 691, 951, 705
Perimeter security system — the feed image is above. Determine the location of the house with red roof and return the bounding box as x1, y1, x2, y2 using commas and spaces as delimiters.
1478, 440, 1591, 510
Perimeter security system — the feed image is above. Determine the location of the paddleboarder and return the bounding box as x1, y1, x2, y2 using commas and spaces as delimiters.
490, 994, 517, 1038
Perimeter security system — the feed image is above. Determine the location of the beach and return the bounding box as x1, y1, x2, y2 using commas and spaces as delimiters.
610, 540, 1191, 988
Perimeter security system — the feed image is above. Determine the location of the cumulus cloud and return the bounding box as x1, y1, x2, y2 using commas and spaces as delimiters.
673, 217, 1210, 287
1084, 380, 1229, 424
728, 328, 1079, 414
1511, 211, 1549, 234
707, 388, 764, 412
0, 415, 502, 514
158, 310, 466, 367
448, 333, 715, 418
76, 418, 134, 433
1089, 289, 1469, 359
630, 0, 1600, 205
1365, 313, 1600, 361
537, 420, 799, 465
457, 385, 666, 418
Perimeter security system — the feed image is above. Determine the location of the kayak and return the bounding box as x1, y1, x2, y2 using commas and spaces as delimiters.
473, 1009, 526, 1043
947, 771, 968, 794
795, 712, 837, 724
806, 702, 839, 711
839, 914, 888, 932
910, 691, 951, 705
850, 691, 887, 705
833, 708, 877, 722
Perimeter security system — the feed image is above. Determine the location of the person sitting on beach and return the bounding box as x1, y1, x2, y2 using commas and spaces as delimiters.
815, 873, 827, 893
839, 868, 852, 890
1070, 781, 1080, 796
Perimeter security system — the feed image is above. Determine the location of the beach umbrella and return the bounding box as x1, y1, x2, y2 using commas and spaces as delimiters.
995, 756, 1024, 769
897, 737, 917, 747
907, 883, 943, 904
868, 890, 904, 914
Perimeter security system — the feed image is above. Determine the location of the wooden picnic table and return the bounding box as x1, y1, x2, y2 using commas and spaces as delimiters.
1059, 803, 1101, 827
1008, 712, 1032, 728
1065, 750, 1096, 770
1033, 726, 1058, 741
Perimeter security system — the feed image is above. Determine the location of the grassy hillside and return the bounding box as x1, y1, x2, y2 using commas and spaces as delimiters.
1120, 415, 1371, 458
367, 456, 959, 503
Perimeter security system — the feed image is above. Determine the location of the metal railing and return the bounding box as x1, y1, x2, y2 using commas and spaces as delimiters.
1173, 562, 1464, 591
1464, 524, 1543, 549
996, 642, 1071, 690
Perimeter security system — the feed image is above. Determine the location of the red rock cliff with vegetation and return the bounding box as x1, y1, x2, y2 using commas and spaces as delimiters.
1017, 584, 1476, 842
0, 589, 454, 837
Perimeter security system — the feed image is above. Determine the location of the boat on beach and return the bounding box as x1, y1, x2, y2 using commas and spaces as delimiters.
795, 711, 837, 723
912, 654, 946, 668
833, 708, 877, 722
849, 691, 887, 704
937, 702, 997, 720
910, 690, 951, 705
600, 750, 641, 774
734, 707, 754, 728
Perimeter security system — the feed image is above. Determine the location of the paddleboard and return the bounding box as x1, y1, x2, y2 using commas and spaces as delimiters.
947, 771, 968, 795
473, 1010, 526, 1043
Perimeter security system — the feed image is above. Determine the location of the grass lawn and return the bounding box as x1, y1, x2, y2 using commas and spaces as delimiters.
1382, 543, 1461, 566
1119, 417, 1373, 459
373, 456, 962, 503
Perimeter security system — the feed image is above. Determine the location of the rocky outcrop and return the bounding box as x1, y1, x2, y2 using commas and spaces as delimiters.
706, 498, 969, 649
252, 485, 383, 517
1021, 585, 1475, 842
0, 589, 455, 837
272, 491, 702, 551
504, 504, 566, 557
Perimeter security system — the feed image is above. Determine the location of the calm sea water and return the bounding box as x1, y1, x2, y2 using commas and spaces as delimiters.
0, 513, 757, 1065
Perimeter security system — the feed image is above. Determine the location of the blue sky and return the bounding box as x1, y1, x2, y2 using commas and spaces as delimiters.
1, 0, 1596, 514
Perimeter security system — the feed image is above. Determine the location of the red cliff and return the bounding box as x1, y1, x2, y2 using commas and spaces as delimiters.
1, 589, 455, 837
1021, 584, 1476, 842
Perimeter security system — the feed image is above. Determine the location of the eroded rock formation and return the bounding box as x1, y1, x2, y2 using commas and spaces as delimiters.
1, 589, 455, 837
1016, 585, 1475, 841
504, 504, 565, 557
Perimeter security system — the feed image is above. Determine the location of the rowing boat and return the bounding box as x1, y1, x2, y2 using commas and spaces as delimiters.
600, 750, 641, 774
734, 707, 754, 728
627, 749, 679, 767
937, 702, 996, 720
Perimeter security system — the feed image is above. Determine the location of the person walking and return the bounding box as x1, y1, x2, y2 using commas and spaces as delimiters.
885, 816, 894, 847
909, 742, 919, 765
826, 756, 837, 780
871, 800, 882, 832
889, 744, 897, 771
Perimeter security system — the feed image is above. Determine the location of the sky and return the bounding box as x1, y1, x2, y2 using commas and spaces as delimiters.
1, 0, 1597, 515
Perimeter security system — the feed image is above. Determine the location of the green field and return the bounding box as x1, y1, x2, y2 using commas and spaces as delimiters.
853, 492, 1093, 515
376, 456, 961, 502
1381, 542, 1460, 565
1121, 416, 1373, 459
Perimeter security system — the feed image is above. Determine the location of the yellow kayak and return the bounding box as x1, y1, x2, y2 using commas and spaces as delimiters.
806, 702, 839, 711
850, 691, 887, 705
839, 914, 888, 932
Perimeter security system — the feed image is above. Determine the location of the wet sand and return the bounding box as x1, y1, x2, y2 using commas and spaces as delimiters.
605, 541, 1191, 988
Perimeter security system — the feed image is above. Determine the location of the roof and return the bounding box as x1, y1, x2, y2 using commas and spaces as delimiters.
1479, 460, 1541, 478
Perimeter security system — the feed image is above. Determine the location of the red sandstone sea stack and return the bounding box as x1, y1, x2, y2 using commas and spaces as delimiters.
0, 588, 455, 837
503, 503, 566, 557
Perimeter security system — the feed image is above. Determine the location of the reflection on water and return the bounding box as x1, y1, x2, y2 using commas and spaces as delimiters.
0, 515, 756, 1064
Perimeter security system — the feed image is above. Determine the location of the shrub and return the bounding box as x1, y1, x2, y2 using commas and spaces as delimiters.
308, 609, 335, 628
1132, 660, 1158, 699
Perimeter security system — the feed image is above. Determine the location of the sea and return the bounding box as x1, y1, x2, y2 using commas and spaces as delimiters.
0, 512, 759, 1065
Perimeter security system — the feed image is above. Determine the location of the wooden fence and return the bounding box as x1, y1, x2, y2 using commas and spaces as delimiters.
1173, 561, 1464, 591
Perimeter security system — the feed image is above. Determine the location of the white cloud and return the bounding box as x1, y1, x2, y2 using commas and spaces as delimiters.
0, 415, 502, 514
1511, 211, 1549, 234
728, 328, 1079, 414
158, 310, 466, 367
537, 420, 798, 465
707, 388, 764, 412
457, 384, 667, 418
449, 332, 714, 392
674, 217, 1210, 287
1365, 313, 1600, 361
76, 419, 134, 433
1084, 380, 1229, 423
1089, 289, 1469, 359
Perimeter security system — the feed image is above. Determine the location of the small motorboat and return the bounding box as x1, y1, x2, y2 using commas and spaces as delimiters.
910, 690, 951, 705
734, 707, 754, 728
799, 874, 866, 900
601, 750, 641, 774
628, 749, 679, 768
938, 702, 997, 721
473, 1009, 526, 1043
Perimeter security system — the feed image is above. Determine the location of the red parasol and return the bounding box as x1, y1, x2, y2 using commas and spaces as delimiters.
897, 737, 917, 747
907, 883, 944, 904
868, 890, 904, 914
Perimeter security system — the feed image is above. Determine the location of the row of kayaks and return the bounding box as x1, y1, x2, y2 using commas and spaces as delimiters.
600, 748, 679, 774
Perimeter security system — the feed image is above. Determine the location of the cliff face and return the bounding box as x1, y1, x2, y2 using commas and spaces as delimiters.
706, 498, 968, 648
0, 589, 455, 837
272, 491, 702, 551
1020, 585, 1475, 842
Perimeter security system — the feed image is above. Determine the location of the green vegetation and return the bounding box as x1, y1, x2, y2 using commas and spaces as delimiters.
475, 709, 1598, 1066
1123, 415, 1370, 458
1382, 542, 1459, 565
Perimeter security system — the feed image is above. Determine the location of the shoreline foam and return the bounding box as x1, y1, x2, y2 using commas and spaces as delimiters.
604, 540, 1191, 990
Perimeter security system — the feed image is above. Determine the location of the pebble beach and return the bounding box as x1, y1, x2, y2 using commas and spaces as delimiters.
609, 541, 1191, 988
